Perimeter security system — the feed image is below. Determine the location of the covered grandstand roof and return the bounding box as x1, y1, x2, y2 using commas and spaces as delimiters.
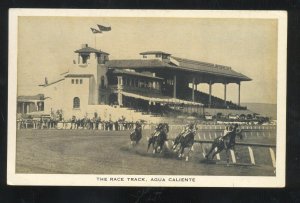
171, 56, 251, 81
107, 59, 174, 69
108, 57, 251, 81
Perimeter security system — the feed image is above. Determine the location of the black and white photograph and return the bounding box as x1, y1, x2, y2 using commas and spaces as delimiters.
7, 9, 287, 187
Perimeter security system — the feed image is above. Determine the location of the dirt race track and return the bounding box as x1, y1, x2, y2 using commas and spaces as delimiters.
16, 129, 275, 176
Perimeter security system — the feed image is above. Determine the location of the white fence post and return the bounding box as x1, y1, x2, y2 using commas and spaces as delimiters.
214, 148, 220, 160
248, 146, 255, 165
201, 144, 206, 158
164, 141, 170, 149
230, 150, 236, 163
269, 148, 276, 168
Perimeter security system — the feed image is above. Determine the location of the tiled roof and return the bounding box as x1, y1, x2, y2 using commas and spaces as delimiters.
107, 59, 174, 69
18, 94, 44, 101
74, 47, 109, 55
112, 69, 163, 80
140, 51, 171, 55
172, 56, 251, 81
65, 74, 94, 78
39, 78, 65, 87
108, 58, 251, 81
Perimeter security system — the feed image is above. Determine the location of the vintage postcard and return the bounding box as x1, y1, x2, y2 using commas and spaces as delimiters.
7, 9, 287, 187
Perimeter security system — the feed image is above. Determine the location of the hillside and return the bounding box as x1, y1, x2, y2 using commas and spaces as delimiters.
242, 103, 277, 119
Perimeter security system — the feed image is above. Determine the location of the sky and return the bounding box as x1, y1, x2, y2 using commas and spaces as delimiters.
17, 16, 278, 104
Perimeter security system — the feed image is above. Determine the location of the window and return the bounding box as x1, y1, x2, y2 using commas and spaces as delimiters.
76, 79, 79, 84
80, 79, 83, 84
143, 55, 147, 58
155, 54, 162, 58
82, 55, 90, 64
73, 97, 80, 108
71, 79, 74, 84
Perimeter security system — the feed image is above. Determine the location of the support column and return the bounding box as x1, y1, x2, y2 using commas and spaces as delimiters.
196, 83, 199, 102
224, 83, 227, 106
22, 103, 25, 114
117, 76, 123, 106
238, 82, 241, 106
209, 80, 212, 108
173, 74, 177, 98
26, 103, 29, 114
192, 77, 195, 102
35, 101, 38, 111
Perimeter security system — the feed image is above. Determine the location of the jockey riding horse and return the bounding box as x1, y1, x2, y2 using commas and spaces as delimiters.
172, 123, 198, 161
129, 121, 143, 146
172, 124, 191, 150
147, 123, 169, 154
205, 124, 242, 164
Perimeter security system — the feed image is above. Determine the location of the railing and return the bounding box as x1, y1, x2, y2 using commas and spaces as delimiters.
16, 120, 144, 131
154, 124, 277, 168
165, 138, 276, 168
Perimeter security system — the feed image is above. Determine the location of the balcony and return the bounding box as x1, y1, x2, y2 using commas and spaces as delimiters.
108, 85, 162, 96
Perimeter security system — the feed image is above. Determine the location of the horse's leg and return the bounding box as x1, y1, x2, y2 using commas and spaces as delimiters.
205, 144, 216, 159
225, 149, 230, 165
179, 146, 185, 158
185, 146, 193, 162
232, 146, 239, 159
147, 138, 152, 152
211, 146, 223, 160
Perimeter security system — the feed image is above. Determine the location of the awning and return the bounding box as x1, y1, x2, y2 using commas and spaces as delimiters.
121, 91, 203, 106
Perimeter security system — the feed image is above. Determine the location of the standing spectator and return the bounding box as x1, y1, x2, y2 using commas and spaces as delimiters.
71, 115, 76, 129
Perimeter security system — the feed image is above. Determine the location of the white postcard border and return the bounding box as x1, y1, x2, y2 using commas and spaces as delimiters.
7, 9, 287, 187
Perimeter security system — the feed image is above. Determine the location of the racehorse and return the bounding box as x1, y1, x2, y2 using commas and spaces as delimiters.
172, 126, 197, 161
129, 126, 142, 146
205, 126, 243, 164
147, 123, 168, 154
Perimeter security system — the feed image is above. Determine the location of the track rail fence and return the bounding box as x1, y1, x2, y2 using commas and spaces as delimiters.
161, 124, 276, 168
165, 138, 276, 168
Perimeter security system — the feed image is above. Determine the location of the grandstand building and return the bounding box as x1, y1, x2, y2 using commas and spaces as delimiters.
40, 44, 251, 121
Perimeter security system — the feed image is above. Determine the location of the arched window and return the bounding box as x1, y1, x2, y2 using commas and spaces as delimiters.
73, 97, 80, 108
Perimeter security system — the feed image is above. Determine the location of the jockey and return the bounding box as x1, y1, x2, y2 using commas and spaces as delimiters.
135, 121, 142, 131
222, 125, 232, 138
220, 125, 234, 149
233, 123, 242, 134
179, 124, 189, 135
131, 121, 142, 135
181, 123, 195, 138
153, 123, 163, 137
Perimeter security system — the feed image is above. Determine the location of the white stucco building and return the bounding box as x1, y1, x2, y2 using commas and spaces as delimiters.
42, 44, 110, 119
